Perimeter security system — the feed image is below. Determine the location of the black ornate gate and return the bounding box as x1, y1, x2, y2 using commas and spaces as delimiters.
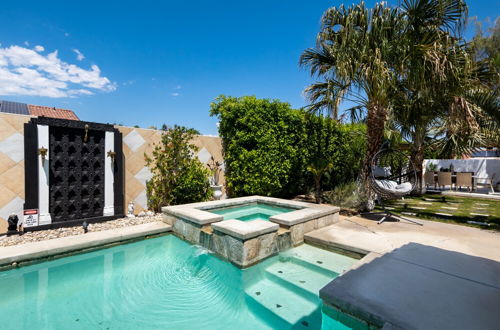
24, 117, 124, 230
49, 126, 105, 223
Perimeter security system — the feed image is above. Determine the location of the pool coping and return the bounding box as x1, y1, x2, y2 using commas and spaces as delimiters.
0, 221, 172, 269
211, 219, 279, 240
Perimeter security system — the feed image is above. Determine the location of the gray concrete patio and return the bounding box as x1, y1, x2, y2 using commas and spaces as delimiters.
305, 215, 500, 261
307, 216, 500, 329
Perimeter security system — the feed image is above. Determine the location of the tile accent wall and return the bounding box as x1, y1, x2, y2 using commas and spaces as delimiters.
0, 114, 224, 234
115, 126, 224, 214
0, 113, 30, 233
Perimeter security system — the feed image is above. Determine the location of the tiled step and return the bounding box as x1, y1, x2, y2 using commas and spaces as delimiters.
245, 279, 321, 329
265, 261, 334, 301
284, 244, 354, 276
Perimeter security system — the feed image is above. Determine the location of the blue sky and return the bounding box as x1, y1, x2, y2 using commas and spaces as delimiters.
0, 1, 497, 135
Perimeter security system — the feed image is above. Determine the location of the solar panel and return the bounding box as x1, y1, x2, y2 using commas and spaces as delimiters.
0, 100, 30, 115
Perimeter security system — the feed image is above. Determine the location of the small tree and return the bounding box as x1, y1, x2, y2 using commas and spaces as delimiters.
307, 159, 333, 204
145, 125, 211, 211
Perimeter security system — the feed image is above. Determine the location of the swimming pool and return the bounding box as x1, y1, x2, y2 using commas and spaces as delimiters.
0, 235, 356, 329
210, 202, 296, 221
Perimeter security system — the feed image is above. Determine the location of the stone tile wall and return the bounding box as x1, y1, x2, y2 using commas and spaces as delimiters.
116, 126, 224, 215
0, 113, 30, 233
0, 113, 224, 234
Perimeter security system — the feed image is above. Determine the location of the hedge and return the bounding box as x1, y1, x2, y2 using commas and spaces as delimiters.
210, 95, 366, 198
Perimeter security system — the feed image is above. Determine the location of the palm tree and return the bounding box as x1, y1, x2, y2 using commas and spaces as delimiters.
307, 159, 333, 204
300, 0, 490, 201
393, 0, 498, 191
300, 2, 401, 201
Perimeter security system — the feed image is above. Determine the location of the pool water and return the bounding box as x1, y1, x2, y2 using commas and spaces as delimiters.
210, 203, 296, 221
0, 235, 357, 330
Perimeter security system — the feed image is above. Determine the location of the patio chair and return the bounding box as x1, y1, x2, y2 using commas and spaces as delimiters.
474, 173, 496, 194
437, 172, 452, 190
455, 172, 473, 192
424, 171, 436, 189
363, 148, 422, 226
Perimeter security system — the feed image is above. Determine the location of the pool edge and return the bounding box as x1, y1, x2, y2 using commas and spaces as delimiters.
0, 221, 172, 271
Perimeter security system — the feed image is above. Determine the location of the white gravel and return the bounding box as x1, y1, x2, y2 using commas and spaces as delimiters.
0, 214, 164, 247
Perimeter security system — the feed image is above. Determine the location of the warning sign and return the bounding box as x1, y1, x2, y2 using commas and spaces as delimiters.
23, 209, 39, 228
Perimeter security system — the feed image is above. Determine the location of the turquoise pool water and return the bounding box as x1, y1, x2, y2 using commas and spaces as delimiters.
210, 203, 296, 221
0, 235, 356, 330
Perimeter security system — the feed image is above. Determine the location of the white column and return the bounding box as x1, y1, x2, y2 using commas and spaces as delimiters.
103, 131, 115, 216
37, 125, 52, 225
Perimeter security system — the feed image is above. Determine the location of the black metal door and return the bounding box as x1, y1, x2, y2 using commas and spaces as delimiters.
49, 126, 105, 222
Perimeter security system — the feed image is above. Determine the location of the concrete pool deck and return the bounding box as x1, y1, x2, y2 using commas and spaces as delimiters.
0, 221, 171, 269
307, 216, 500, 329
305, 215, 500, 261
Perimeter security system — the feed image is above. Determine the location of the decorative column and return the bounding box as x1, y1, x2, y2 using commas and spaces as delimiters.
103, 131, 115, 216
37, 124, 51, 225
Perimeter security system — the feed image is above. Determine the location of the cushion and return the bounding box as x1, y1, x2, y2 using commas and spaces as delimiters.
373, 166, 392, 178
395, 182, 413, 193
375, 179, 398, 190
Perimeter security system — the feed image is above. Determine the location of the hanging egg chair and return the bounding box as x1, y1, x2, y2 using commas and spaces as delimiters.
367, 148, 422, 225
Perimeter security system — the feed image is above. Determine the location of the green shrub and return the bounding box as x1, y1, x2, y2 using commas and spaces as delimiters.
210, 95, 306, 197
210, 95, 366, 198
323, 181, 368, 211
145, 125, 211, 211
304, 114, 366, 192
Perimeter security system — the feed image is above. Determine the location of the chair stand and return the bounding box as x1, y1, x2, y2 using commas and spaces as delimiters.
362, 203, 423, 226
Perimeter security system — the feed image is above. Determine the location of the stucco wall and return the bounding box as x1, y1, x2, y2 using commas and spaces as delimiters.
0, 112, 224, 233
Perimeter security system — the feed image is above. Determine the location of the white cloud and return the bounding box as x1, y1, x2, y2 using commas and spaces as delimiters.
171, 92, 180, 97
72, 48, 85, 61
0, 45, 116, 98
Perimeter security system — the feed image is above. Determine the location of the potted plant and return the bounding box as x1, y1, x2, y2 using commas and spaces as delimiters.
207, 156, 224, 200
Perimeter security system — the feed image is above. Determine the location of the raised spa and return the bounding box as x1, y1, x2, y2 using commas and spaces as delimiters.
210, 202, 297, 221
162, 196, 340, 267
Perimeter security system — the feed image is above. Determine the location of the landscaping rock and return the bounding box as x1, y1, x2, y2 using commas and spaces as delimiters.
0, 214, 164, 247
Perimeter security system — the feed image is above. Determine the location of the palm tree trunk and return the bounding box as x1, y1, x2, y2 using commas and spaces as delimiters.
362, 103, 387, 208
411, 127, 425, 195
315, 176, 321, 204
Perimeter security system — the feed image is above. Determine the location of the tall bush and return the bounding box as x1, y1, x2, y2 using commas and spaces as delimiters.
304, 114, 366, 194
210, 95, 306, 197
210, 95, 366, 198
145, 125, 211, 211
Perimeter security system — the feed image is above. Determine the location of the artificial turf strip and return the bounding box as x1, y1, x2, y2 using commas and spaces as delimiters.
377, 193, 500, 230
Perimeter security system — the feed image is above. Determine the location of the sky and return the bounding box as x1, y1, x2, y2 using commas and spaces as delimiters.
0, 1, 498, 135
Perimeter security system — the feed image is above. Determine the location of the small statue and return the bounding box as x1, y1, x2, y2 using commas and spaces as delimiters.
127, 202, 135, 218
7, 213, 19, 235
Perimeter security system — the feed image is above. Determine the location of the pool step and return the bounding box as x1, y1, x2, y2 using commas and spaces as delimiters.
286, 244, 354, 276
264, 261, 334, 301
245, 278, 321, 329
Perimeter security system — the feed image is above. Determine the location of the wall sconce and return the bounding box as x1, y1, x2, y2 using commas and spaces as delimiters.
83, 124, 89, 143
107, 150, 116, 164
38, 147, 48, 163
